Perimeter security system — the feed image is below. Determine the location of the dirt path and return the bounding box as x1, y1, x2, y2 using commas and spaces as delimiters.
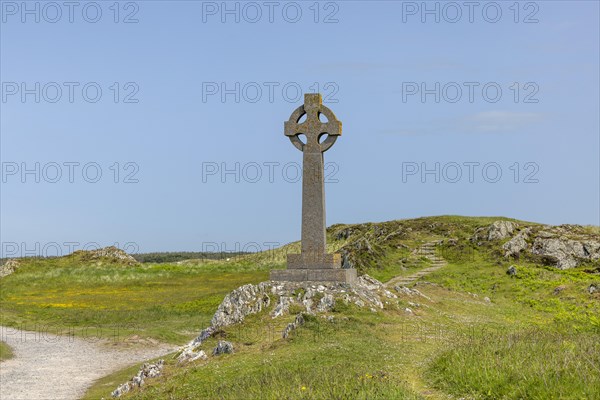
385, 242, 447, 288
0, 326, 177, 400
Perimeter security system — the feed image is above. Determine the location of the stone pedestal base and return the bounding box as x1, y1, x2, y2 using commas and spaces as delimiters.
271, 252, 357, 283
270, 267, 357, 283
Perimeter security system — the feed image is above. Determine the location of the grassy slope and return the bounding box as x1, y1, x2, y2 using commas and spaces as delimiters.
1, 216, 599, 399
0, 254, 269, 343
86, 254, 599, 399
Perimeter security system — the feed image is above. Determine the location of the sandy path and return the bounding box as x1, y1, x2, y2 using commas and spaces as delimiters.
0, 326, 177, 400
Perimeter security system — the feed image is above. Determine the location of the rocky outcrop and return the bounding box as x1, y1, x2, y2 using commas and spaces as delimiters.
474, 221, 600, 269
175, 275, 398, 361
471, 220, 518, 243
0, 259, 21, 278
177, 347, 207, 363
209, 275, 397, 329
211, 283, 271, 327
334, 227, 356, 240
503, 228, 531, 257
531, 237, 599, 270
488, 221, 519, 240
72, 246, 139, 266
111, 360, 164, 397
212, 341, 234, 355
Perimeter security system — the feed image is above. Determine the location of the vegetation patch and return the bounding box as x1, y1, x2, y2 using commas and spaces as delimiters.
0, 341, 14, 362
428, 330, 600, 399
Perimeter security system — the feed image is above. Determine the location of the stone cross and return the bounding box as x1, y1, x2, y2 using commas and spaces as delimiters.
271, 93, 357, 283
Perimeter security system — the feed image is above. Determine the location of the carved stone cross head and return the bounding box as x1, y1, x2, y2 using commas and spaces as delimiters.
284, 93, 342, 154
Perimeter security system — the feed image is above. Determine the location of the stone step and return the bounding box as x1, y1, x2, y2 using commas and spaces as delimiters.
384, 243, 448, 289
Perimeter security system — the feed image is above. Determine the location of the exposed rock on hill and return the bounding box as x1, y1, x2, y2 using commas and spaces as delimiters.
503, 228, 531, 257
111, 360, 164, 397
211, 283, 272, 327
180, 275, 397, 364
212, 340, 234, 355
71, 246, 139, 266
531, 237, 599, 270
472, 221, 519, 242
210, 275, 397, 329
0, 259, 21, 278
470, 220, 600, 270
487, 221, 519, 240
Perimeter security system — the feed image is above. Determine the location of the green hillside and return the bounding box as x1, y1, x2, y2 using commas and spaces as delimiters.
1, 216, 598, 399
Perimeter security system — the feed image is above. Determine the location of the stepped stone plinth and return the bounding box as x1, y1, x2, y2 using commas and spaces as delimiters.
271, 253, 357, 282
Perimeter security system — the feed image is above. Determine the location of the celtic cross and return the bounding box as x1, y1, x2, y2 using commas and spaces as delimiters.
285, 93, 341, 258
270, 94, 356, 283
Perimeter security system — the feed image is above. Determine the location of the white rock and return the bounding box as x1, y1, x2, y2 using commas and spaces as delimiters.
503, 229, 530, 257
532, 237, 591, 269
317, 294, 335, 313
212, 341, 234, 355
488, 221, 519, 241
271, 296, 291, 318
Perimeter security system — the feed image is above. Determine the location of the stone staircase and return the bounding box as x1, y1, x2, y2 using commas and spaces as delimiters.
385, 242, 447, 288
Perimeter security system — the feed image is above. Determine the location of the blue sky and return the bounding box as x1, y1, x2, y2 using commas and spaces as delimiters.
1, 1, 599, 256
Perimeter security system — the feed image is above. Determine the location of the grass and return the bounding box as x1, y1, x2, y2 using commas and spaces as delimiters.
421, 241, 600, 399
428, 329, 600, 399
0, 341, 14, 362
1, 216, 599, 399
84, 310, 424, 400
0, 255, 269, 343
